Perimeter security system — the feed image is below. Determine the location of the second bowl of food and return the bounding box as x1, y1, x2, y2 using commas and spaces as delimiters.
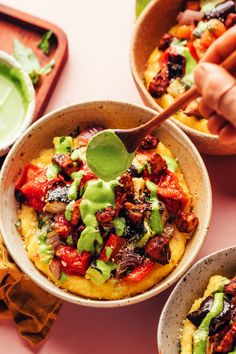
130, 0, 236, 155
0, 101, 211, 307
158, 246, 236, 354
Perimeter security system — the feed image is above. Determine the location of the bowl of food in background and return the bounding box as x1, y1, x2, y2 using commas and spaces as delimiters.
0, 100, 211, 306
130, 0, 236, 155
158, 246, 236, 354
0, 50, 35, 156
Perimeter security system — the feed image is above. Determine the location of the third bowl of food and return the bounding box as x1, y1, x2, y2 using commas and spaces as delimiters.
158, 246, 236, 354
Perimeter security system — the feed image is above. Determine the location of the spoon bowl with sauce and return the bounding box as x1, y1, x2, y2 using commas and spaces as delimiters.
0, 51, 35, 156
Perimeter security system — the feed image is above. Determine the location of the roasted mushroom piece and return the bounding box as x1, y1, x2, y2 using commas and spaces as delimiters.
44, 182, 69, 214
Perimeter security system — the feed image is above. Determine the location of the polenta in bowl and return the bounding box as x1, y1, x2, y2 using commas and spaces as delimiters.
0, 101, 211, 306
144, 0, 235, 134
131, 0, 236, 154
15, 127, 198, 300
158, 247, 236, 353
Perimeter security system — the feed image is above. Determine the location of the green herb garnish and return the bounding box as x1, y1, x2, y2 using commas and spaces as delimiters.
13, 39, 55, 86
38, 30, 53, 55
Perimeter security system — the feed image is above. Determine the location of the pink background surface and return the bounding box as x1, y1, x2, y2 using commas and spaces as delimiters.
1, 1, 236, 353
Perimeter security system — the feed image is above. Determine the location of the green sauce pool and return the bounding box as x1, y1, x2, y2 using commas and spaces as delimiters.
0, 62, 28, 146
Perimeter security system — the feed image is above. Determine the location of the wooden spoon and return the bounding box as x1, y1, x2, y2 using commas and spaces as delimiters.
115, 50, 236, 152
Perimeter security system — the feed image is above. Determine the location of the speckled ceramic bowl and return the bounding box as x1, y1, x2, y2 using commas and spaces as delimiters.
0, 51, 35, 156
0, 101, 211, 307
158, 246, 236, 354
130, 0, 236, 155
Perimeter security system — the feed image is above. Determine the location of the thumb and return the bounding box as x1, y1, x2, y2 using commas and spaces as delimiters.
194, 62, 236, 128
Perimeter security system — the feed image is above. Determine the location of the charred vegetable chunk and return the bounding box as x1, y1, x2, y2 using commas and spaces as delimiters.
149, 153, 167, 175
145, 235, 171, 265
124, 202, 146, 226
96, 206, 116, 227
167, 51, 186, 80
224, 278, 236, 297
158, 33, 174, 51
54, 213, 73, 238
52, 153, 80, 175
148, 69, 169, 98
139, 134, 159, 150
175, 210, 199, 233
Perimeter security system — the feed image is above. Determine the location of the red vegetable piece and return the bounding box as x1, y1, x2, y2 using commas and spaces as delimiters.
225, 13, 236, 28
80, 171, 97, 187
99, 234, 126, 262
157, 171, 189, 213
55, 245, 91, 276
74, 127, 103, 146
123, 259, 155, 282
54, 214, 73, 238
15, 164, 48, 211
187, 42, 199, 62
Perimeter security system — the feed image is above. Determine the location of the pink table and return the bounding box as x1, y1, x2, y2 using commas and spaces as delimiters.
1, 1, 236, 353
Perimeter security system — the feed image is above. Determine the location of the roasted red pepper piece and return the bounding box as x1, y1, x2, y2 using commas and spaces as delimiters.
54, 213, 73, 238
55, 245, 91, 276
157, 171, 189, 213
225, 13, 236, 28
99, 234, 126, 262
80, 171, 97, 187
187, 42, 199, 62
15, 164, 48, 211
124, 259, 155, 282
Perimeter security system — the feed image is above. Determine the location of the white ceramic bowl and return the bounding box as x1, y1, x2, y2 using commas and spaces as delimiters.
158, 246, 236, 354
0, 50, 35, 156
0, 101, 212, 307
130, 0, 236, 155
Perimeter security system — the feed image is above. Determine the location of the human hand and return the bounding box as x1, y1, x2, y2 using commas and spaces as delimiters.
194, 26, 236, 144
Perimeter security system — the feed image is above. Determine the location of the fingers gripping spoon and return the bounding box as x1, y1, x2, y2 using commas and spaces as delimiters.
86, 51, 236, 181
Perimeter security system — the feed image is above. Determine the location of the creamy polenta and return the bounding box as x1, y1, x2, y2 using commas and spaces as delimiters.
144, 0, 235, 134
15, 128, 198, 300
180, 275, 236, 354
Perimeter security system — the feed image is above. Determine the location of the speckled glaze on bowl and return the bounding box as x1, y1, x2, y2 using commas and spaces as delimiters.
0, 101, 211, 307
130, 0, 236, 155
0, 50, 35, 156
158, 246, 236, 354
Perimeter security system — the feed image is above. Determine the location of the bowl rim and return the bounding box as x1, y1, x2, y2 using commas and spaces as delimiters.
0, 50, 35, 156
129, 0, 219, 142
157, 245, 236, 351
0, 100, 212, 307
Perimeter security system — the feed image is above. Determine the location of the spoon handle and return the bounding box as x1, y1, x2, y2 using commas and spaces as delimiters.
146, 50, 236, 131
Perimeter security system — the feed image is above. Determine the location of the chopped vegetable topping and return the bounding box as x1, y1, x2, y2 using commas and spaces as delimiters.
15, 128, 198, 291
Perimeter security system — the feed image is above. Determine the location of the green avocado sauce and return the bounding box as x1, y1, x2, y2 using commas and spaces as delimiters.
38, 232, 54, 264
86, 130, 135, 181
77, 178, 119, 253
68, 171, 84, 200
146, 180, 163, 234
85, 260, 117, 285
0, 62, 30, 145
193, 292, 224, 354
171, 39, 197, 87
